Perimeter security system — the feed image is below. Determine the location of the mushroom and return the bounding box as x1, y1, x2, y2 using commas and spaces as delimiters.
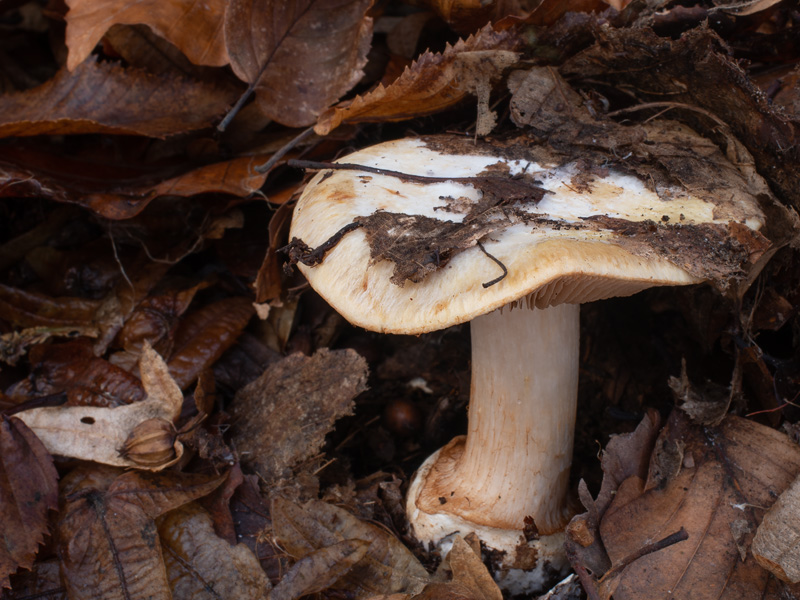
286, 129, 770, 592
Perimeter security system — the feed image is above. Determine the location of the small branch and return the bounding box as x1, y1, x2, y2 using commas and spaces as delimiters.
280, 222, 363, 269
217, 83, 257, 132
606, 102, 729, 129
600, 528, 689, 583
256, 126, 315, 174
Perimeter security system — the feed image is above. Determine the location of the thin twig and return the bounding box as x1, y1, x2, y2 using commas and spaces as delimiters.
600, 528, 689, 583
256, 126, 315, 174
606, 102, 729, 130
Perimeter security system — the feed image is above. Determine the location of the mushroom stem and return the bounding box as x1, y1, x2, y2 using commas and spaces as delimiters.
409, 302, 579, 541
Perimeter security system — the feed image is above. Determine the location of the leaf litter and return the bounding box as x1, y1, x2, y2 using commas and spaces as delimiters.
2, 0, 800, 598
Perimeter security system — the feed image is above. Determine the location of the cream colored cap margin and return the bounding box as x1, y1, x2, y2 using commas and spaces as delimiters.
289, 137, 762, 335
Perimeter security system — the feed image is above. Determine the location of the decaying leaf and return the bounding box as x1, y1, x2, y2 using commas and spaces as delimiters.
15, 342, 184, 469
58, 467, 226, 600
224, 0, 373, 127
272, 497, 430, 597
159, 502, 271, 599
167, 296, 255, 389
447, 536, 503, 600
560, 27, 800, 212
315, 24, 523, 135
9, 340, 145, 407
270, 540, 371, 600
231, 349, 368, 485
752, 474, 800, 583
0, 416, 59, 590
65, 0, 229, 70
598, 411, 800, 599
0, 58, 237, 139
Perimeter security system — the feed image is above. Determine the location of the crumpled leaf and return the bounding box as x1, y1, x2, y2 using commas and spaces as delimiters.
231, 349, 368, 485
270, 540, 370, 600
224, 0, 373, 128
752, 474, 800, 583
9, 340, 145, 407
447, 536, 503, 600
0, 415, 59, 589
315, 24, 523, 135
166, 296, 255, 389
560, 27, 800, 212
65, 0, 229, 70
16, 342, 184, 469
598, 411, 800, 599
0, 147, 270, 220
272, 497, 430, 597
158, 502, 271, 599
58, 466, 226, 600
0, 57, 237, 138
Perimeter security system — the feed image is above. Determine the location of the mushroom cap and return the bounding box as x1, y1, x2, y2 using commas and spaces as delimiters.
289, 133, 766, 334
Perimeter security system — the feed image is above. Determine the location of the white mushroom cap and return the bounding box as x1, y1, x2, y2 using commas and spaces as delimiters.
288, 133, 766, 333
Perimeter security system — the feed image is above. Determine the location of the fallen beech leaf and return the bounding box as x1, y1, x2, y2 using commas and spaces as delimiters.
0, 58, 237, 139
0, 149, 269, 220
159, 503, 271, 599
6, 559, 65, 599
65, 0, 229, 70
167, 296, 255, 389
448, 536, 503, 600
314, 24, 523, 135
270, 540, 371, 600
16, 343, 184, 469
752, 475, 800, 583
599, 412, 800, 599
231, 349, 367, 485
58, 467, 226, 600
224, 0, 373, 128
11, 341, 145, 407
422, 0, 522, 34
0, 416, 59, 589
272, 497, 429, 597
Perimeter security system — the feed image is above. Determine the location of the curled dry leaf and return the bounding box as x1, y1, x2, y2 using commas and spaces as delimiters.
224, 0, 373, 128
0, 150, 270, 220
15, 342, 184, 470
446, 535, 503, 600
598, 411, 800, 599
272, 497, 430, 598
231, 349, 368, 486
314, 24, 523, 135
167, 296, 255, 390
270, 540, 371, 600
58, 467, 226, 600
158, 502, 271, 599
65, 0, 229, 70
0, 57, 237, 139
0, 416, 59, 590
9, 340, 145, 407
752, 474, 800, 583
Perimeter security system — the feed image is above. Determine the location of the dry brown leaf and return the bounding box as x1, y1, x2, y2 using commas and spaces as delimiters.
270, 540, 371, 600
0, 57, 237, 139
6, 559, 65, 599
10, 341, 145, 407
0, 416, 59, 590
224, 0, 373, 128
752, 474, 800, 583
65, 0, 229, 70
232, 349, 367, 486
314, 24, 523, 135
58, 467, 226, 600
0, 283, 101, 331
167, 296, 255, 389
598, 411, 800, 599
272, 497, 430, 597
159, 502, 271, 599
0, 149, 269, 220
448, 536, 503, 600
16, 342, 184, 469
421, 0, 523, 34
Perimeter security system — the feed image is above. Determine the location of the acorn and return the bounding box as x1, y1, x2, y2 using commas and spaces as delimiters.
120, 418, 181, 468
